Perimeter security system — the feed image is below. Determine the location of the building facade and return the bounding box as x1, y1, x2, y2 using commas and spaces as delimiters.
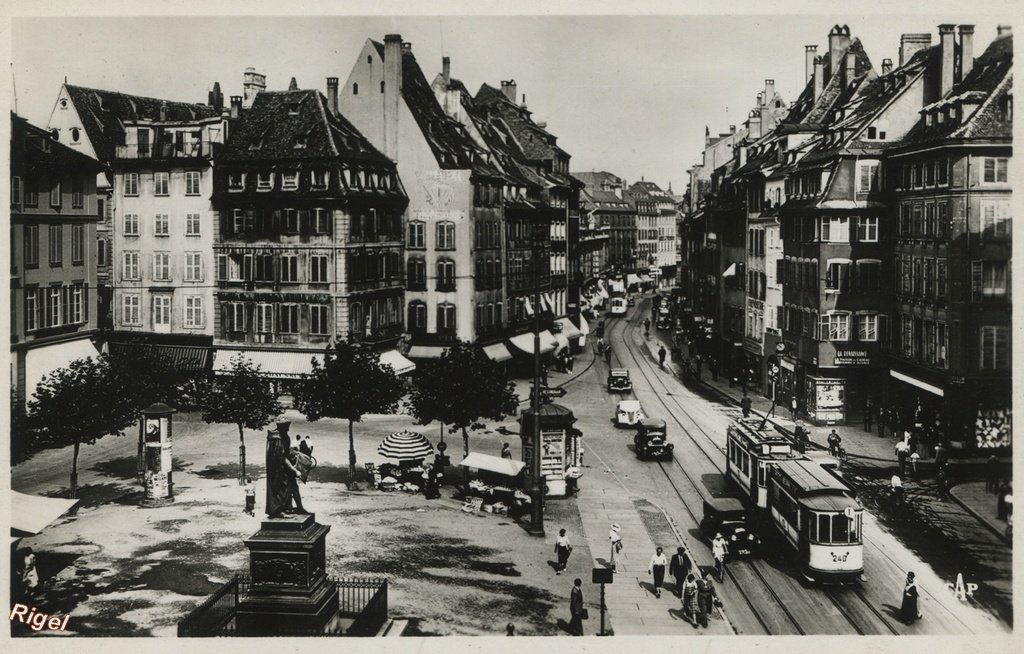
574, 171, 635, 273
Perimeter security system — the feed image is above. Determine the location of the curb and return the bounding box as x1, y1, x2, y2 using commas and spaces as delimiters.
948, 485, 1011, 545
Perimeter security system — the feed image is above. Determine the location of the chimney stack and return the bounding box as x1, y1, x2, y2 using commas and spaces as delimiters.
243, 67, 266, 109
288, 77, 298, 92
899, 33, 932, 67
845, 52, 857, 88
229, 95, 242, 119
813, 56, 825, 100
881, 59, 893, 75
764, 79, 775, 105
500, 79, 517, 104
997, 25, 1012, 37
383, 34, 403, 161
326, 77, 339, 118
828, 25, 852, 81
958, 25, 975, 81
208, 82, 224, 111
939, 24, 956, 97
747, 110, 762, 140
805, 45, 818, 84
159, 100, 168, 122
442, 56, 451, 86
729, 125, 736, 134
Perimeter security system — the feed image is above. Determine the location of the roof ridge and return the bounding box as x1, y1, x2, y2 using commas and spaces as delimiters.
952, 69, 1013, 138
66, 83, 211, 109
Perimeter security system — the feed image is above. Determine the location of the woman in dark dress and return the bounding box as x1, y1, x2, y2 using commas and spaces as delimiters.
900, 571, 921, 624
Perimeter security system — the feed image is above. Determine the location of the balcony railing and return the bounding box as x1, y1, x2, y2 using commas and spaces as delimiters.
115, 140, 222, 160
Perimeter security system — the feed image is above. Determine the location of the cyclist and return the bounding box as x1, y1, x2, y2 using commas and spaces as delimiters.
596, 337, 605, 354
711, 533, 728, 582
827, 429, 842, 458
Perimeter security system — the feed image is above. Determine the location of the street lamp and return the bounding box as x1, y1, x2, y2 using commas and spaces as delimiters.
524, 218, 548, 537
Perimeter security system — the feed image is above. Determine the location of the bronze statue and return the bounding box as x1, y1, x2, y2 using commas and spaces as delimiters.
266, 421, 308, 518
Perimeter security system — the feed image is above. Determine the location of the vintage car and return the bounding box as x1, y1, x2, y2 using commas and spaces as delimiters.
699, 497, 761, 558
633, 418, 673, 460
626, 296, 636, 307
607, 368, 633, 392
615, 400, 645, 427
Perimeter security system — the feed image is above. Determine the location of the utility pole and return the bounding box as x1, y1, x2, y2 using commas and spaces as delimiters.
527, 218, 546, 536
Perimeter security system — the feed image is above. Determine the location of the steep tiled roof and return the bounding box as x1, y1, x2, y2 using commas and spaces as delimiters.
785, 38, 874, 127
64, 84, 218, 162
475, 84, 571, 163
572, 171, 624, 189
223, 89, 392, 165
12, 113, 104, 173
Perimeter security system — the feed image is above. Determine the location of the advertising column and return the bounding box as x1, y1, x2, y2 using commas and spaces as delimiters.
139, 402, 176, 506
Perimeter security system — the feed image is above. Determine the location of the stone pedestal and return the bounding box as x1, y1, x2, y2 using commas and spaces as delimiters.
235, 514, 339, 635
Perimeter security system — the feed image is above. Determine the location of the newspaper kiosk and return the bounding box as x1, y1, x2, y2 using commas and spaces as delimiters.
520, 403, 583, 497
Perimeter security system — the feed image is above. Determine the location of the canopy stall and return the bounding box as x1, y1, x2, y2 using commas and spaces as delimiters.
379, 350, 416, 376
377, 430, 434, 461
459, 452, 526, 476
482, 343, 513, 362
11, 491, 80, 542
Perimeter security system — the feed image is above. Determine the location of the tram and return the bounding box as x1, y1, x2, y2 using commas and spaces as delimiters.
766, 459, 864, 582
608, 296, 628, 315
725, 419, 800, 509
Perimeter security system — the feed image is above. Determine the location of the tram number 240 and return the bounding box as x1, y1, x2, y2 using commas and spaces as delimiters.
829, 551, 850, 563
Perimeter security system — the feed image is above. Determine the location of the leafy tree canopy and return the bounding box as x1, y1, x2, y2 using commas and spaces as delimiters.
294, 342, 405, 423
201, 355, 283, 432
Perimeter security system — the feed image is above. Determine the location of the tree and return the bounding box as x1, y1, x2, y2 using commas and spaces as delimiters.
407, 341, 519, 466
293, 343, 405, 486
26, 355, 138, 498
199, 355, 283, 484
108, 344, 205, 411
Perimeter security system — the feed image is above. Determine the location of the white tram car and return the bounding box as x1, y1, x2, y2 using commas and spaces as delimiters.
725, 419, 799, 508
766, 459, 864, 582
608, 296, 628, 315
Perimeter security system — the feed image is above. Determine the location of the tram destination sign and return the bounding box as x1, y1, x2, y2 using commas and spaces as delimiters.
833, 349, 872, 366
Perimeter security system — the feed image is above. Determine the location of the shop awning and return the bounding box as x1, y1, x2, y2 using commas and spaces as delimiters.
640, 274, 653, 283
577, 315, 590, 335
379, 350, 416, 376
626, 273, 641, 287
722, 263, 738, 278
482, 343, 513, 362
597, 287, 609, 299
554, 332, 570, 354
556, 317, 583, 340
890, 369, 944, 397
11, 491, 79, 538
110, 343, 210, 372
24, 337, 100, 402
509, 331, 558, 355
408, 345, 448, 359
213, 349, 323, 378
460, 452, 525, 476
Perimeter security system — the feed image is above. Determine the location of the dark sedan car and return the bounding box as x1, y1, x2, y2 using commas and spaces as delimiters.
700, 497, 761, 558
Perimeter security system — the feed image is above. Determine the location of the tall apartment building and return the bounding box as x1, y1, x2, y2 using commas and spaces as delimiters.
574, 171, 635, 273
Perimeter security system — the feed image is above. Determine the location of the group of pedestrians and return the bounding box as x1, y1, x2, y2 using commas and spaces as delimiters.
644, 540, 722, 629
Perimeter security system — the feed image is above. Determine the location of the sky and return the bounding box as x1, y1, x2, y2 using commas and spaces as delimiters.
9, 11, 1011, 193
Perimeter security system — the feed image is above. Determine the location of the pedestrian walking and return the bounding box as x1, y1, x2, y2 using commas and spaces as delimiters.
696, 571, 719, 628
909, 451, 920, 478
648, 547, 668, 598
711, 533, 729, 582
710, 357, 719, 382
864, 396, 874, 432
986, 455, 1000, 492
643, 318, 651, 336
243, 476, 256, 516
895, 439, 910, 477
877, 408, 887, 438
609, 523, 623, 572
827, 429, 842, 458
669, 546, 692, 598
681, 574, 699, 626
17, 547, 40, 600
891, 474, 904, 511
900, 572, 921, 625
740, 394, 752, 418
567, 353, 575, 373
937, 464, 950, 501
658, 345, 667, 369
790, 396, 798, 420
605, 346, 612, 365
555, 528, 572, 574
299, 435, 314, 456
501, 442, 513, 460
569, 578, 585, 636
695, 355, 703, 378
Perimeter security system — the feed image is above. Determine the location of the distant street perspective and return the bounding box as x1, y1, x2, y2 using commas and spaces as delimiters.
8, 12, 1013, 640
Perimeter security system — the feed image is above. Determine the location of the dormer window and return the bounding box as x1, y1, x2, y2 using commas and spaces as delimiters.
925, 113, 934, 127
294, 135, 307, 149
228, 172, 245, 191
282, 170, 299, 190
287, 102, 300, 115
257, 172, 274, 191
311, 168, 328, 190
866, 126, 877, 139
937, 111, 944, 124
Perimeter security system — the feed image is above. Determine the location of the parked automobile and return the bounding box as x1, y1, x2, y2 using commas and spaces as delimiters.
634, 418, 673, 460
627, 296, 636, 307
615, 400, 645, 427
699, 497, 761, 558
607, 368, 633, 392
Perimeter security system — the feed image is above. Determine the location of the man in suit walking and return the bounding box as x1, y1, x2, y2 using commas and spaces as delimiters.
668, 546, 692, 598
569, 577, 585, 636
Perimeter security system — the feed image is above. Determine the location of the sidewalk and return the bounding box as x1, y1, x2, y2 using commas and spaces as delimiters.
949, 481, 1012, 544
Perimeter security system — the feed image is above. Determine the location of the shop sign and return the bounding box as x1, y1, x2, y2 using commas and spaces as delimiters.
833, 349, 871, 366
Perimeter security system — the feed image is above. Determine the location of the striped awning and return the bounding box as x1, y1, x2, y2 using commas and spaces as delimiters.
213, 349, 323, 379
111, 343, 210, 372
509, 330, 557, 355
378, 430, 434, 461
483, 343, 513, 362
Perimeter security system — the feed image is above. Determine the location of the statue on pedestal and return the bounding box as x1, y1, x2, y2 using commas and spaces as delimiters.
266, 422, 308, 519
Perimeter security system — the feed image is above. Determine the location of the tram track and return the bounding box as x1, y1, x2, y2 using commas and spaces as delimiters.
600, 298, 901, 635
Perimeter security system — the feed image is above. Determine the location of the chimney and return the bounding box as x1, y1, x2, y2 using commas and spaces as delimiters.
159, 100, 168, 122
958, 25, 975, 81
813, 55, 825, 100
881, 59, 893, 75
738, 143, 748, 168
442, 56, 451, 86
383, 34, 403, 161
501, 80, 517, 104
288, 77, 298, 92
828, 25, 852, 81
326, 77, 339, 117
243, 67, 266, 109
229, 95, 242, 119
899, 33, 932, 67
997, 25, 1012, 37
939, 24, 956, 97
208, 82, 223, 111
805, 45, 818, 84
729, 125, 736, 134
764, 79, 775, 105
845, 51, 857, 88
747, 110, 762, 140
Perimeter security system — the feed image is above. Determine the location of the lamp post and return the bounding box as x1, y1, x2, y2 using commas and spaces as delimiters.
525, 218, 547, 537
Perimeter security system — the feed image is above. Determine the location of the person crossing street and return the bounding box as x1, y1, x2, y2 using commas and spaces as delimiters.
711, 533, 728, 582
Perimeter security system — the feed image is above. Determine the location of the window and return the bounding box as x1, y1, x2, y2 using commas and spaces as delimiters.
24, 288, 38, 331
282, 170, 299, 190
154, 172, 169, 196
152, 295, 171, 328
154, 213, 169, 236
153, 252, 171, 281
436, 221, 455, 249
280, 255, 299, 282
857, 314, 878, 342
825, 259, 851, 292
981, 202, 1011, 238
227, 302, 246, 332
437, 303, 456, 331
310, 255, 329, 283
821, 312, 850, 341
279, 304, 299, 333
48, 225, 63, 266
49, 180, 62, 208
980, 326, 1010, 370
912, 258, 923, 295
123, 213, 140, 236
407, 220, 425, 248
312, 208, 330, 234
71, 177, 84, 208
185, 252, 203, 281
972, 260, 1008, 299
185, 171, 201, 195
311, 169, 328, 190
71, 224, 85, 264
937, 259, 947, 298
352, 83, 359, 95
820, 216, 849, 243
306, 304, 329, 335
186, 212, 201, 236
231, 209, 245, 235
436, 259, 455, 291
254, 254, 274, 282
858, 162, 880, 192
407, 257, 426, 289
11, 175, 22, 206
924, 259, 936, 297
255, 303, 274, 334
23, 225, 39, 267
856, 260, 881, 292
45, 287, 61, 327
184, 296, 204, 328
228, 172, 245, 191
97, 237, 106, 267
856, 216, 878, 242
408, 302, 427, 332
122, 294, 141, 326
122, 251, 140, 280
124, 172, 139, 197
983, 157, 1009, 183
282, 208, 298, 233
937, 322, 948, 367
257, 172, 273, 191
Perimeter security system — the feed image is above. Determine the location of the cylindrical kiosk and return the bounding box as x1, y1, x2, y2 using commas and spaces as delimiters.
139, 402, 176, 506
520, 403, 583, 497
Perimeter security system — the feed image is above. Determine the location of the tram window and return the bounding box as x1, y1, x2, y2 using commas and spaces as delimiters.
808, 511, 817, 540
818, 513, 831, 542
832, 514, 850, 543
757, 462, 767, 486
742, 452, 750, 476
849, 514, 861, 543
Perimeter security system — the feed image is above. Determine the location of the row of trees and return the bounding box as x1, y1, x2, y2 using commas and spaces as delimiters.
21, 340, 520, 498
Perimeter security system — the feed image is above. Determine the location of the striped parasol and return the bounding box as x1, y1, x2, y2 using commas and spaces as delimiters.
377, 430, 434, 461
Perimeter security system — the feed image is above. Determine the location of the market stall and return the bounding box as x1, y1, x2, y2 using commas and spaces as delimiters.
459, 452, 531, 516
371, 430, 437, 493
